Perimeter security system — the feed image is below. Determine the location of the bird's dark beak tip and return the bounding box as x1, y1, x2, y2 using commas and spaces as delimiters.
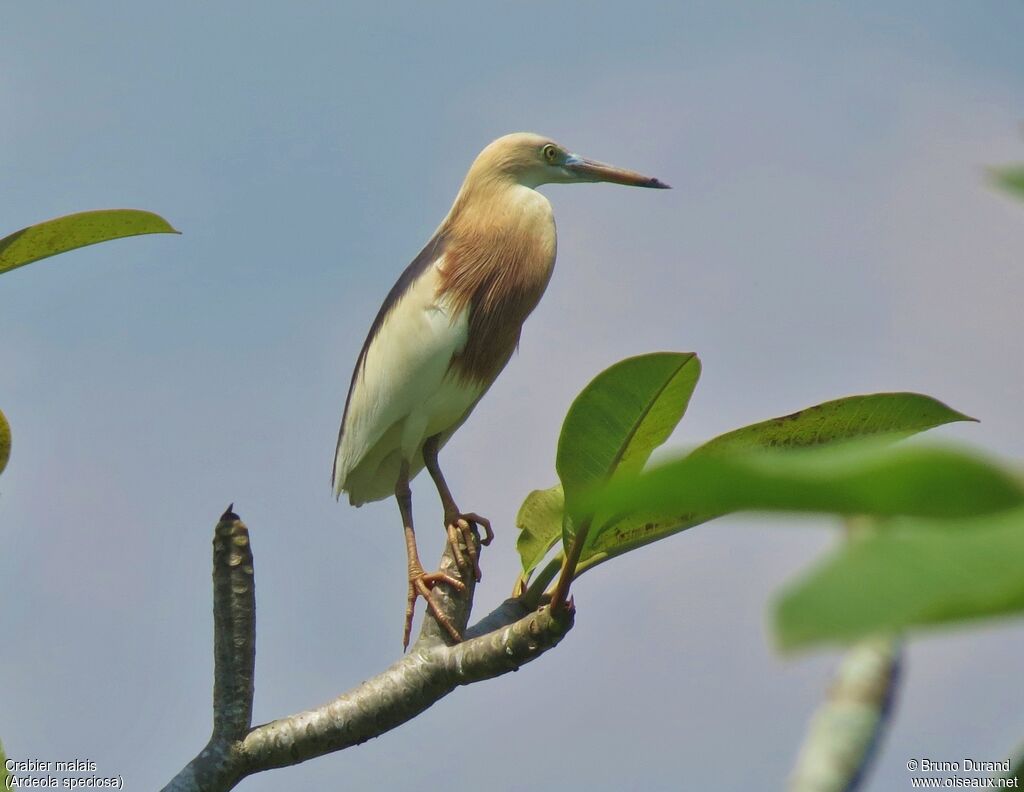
650, 178, 671, 189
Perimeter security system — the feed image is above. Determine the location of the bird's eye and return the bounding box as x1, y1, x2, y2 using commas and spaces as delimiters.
542, 144, 558, 163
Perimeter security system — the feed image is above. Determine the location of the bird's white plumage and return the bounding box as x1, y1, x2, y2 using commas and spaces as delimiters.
333, 255, 485, 505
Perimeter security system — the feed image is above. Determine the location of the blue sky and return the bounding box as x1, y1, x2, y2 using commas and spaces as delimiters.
2, 2, 1024, 789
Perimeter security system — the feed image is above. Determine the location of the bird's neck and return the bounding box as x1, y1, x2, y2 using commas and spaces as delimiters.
447, 169, 529, 219
441, 176, 555, 262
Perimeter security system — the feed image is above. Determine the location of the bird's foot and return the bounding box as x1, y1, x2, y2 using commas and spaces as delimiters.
404, 566, 466, 649
445, 512, 493, 583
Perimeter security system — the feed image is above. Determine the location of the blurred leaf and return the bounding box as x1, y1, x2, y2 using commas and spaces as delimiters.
0, 739, 6, 786
776, 508, 1024, 650
516, 485, 564, 576
694, 392, 974, 455
587, 441, 1024, 524
992, 166, 1024, 201
556, 352, 700, 545
1006, 749, 1024, 786
0, 209, 179, 275
0, 407, 9, 476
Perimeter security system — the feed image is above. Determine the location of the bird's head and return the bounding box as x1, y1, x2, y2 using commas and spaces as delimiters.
468, 132, 671, 191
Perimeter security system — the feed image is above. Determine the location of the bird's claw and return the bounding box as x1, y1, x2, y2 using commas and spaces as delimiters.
404, 568, 465, 650
445, 512, 492, 583
461, 512, 494, 546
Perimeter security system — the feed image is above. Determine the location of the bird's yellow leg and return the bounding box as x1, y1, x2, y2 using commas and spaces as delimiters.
396, 461, 465, 649
422, 436, 493, 583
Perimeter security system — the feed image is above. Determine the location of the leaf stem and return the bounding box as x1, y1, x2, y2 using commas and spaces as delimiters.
549, 518, 591, 612
522, 555, 564, 610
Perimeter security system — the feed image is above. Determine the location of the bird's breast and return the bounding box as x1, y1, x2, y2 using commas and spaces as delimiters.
438, 189, 556, 386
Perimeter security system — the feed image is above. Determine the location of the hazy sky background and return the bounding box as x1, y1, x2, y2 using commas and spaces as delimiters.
2, 3, 1023, 789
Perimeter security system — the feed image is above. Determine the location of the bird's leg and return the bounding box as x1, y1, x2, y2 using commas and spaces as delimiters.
395, 461, 465, 649
422, 436, 494, 583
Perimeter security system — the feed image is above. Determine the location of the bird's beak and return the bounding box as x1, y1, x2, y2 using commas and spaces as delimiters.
563, 153, 671, 189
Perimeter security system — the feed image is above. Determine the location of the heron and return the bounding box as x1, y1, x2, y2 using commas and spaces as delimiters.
333, 132, 669, 647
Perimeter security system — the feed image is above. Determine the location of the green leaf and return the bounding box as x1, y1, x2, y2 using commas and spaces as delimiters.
587, 441, 1024, 524
582, 511, 708, 570
776, 508, 1024, 650
550, 392, 974, 577
556, 352, 700, 544
582, 392, 973, 570
0, 407, 9, 476
991, 166, 1024, 202
693, 392, 974, 455
516, 485, 564, 576
581, 393, 976, 571
0, 209, 179, 275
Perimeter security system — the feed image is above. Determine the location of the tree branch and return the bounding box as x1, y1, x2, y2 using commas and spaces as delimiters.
211, 506, 255, 739
787, 636, 902, 792
162, 511, 574, 791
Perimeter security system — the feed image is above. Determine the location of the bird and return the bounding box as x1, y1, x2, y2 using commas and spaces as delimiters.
332, 132, 669, 648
